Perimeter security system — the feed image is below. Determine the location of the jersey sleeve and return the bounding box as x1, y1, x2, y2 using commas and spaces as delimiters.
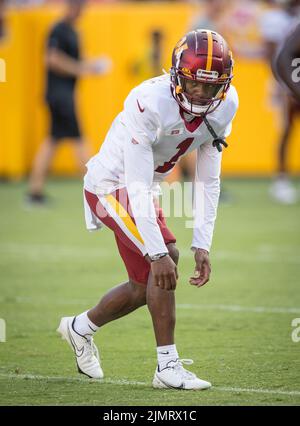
191, 142, 222, 252
123, 128, 168, 258
191, 86, 238, 252
122, 88, 160, 147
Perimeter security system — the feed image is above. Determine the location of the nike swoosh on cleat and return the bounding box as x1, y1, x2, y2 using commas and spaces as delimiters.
88, 324, 97, 333
67, 327, 84, 358
156, 375, 185, 390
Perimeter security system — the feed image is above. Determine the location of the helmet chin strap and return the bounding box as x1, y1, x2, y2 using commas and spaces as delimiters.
185, 95, 228, 152
201, 114, 228, 153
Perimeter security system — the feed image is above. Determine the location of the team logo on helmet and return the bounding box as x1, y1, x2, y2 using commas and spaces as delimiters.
182, 68, 192, 77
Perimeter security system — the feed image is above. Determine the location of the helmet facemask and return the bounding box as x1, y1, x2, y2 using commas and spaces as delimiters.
171, 67, 231, 116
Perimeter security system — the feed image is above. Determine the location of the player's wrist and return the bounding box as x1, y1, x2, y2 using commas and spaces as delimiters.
149, 252, 169, 262
191, 247, 209, 255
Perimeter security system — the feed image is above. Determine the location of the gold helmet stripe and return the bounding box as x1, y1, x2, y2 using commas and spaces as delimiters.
205, 30, 213, 71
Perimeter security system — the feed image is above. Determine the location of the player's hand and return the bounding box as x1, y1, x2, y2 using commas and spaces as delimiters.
190, 248, 211, 288
151, 255, 178, 291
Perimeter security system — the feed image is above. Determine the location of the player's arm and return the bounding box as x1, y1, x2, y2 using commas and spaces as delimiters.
123, 88, 178, 290
273, 23, 300, 101
189, 87, 238, 288
124, 133, 177, 291
189, 85, 238, 288
189, 141, 222, 288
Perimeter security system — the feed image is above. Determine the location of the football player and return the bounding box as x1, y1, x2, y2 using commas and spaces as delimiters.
57, 30, 238, 390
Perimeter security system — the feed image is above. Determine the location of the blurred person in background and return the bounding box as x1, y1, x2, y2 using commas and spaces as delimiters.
274, 22, 300, 102
27, 0, 111, 206
0, 0, 5, 39
9, 0, 45, 6
190, 0, 264, 58
189, 0, 228, 33
260, 0, 300, 204
219, 0, 264, 59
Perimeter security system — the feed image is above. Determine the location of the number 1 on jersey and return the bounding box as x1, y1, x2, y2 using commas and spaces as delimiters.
155, 138, 194, 174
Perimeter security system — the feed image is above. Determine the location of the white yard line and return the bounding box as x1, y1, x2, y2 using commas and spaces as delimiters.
177, 304, 300, 314
1, 243, 300, 264
0, 373, 300, 397
215, 386, 300, 396
1, 295, 299, 314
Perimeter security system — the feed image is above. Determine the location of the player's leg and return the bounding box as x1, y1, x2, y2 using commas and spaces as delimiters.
27, 96, 69, 204
147, 242, 211, 390
72, 243, 178, 337
65, 97, 90, 174
57, 189, 150, 378
278, 97, 295, 175
146, 207, 178, 350
57, 275, 148, 380
79, 243, 177, 337
27, 137, 57, 203
85, 279, 147, 328
78, 230, 150, 331
146, 243, 179, 347
57, 279, 147, 379
73, 138, 90, 174
270, 96, 297, 204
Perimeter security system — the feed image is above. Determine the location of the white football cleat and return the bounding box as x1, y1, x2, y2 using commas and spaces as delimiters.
152, 359, 211, 390
57, 316, 103, 379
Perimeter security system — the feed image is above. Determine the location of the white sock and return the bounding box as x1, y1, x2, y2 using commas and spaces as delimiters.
73, 311, 99, 336
157, 344, 179, 371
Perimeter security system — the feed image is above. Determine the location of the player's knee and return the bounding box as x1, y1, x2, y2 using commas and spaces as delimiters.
128, 280, 147, 305
167, 243, 179, 265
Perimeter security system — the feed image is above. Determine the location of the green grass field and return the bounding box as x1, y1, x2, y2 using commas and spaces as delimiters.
0, 178, 300, 406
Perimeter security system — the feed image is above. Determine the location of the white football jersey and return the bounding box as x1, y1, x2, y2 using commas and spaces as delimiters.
84, 74, 238, 256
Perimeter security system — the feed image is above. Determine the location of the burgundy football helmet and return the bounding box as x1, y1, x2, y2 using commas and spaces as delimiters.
170, 29, 234, 116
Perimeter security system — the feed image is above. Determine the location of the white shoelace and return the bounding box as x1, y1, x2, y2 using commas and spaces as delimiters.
85, 337, 98, 362
92, 340, 100, 362
173, 359, 196, 380
164, 358, 197, 380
